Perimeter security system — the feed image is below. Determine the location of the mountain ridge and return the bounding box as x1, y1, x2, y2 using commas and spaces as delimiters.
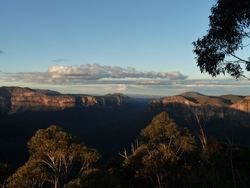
0, 86, 140, 114
1, 86, 249, 114
148, 91, 250, 111
1, 86, 250, 167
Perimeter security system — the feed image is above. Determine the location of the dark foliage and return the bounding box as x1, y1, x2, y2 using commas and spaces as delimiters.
193, 0, 250, 79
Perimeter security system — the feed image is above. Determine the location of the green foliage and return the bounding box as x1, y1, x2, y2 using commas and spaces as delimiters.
184, 137, 250, 188
7, 160, 47, 188
64, 168, 122, 188
193, 0, 250, 79
124, 112, 196, 187
66, 156, 150, 188
140, 112, 196, 156
6, 125, 100, 188
187, 137, 230, 187
3, 112, 250, 187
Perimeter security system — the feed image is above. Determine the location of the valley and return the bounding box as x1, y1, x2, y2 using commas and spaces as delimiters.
0, 86, 250, 167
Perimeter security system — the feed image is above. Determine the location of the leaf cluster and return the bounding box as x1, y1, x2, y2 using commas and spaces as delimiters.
193, 0, 250, 79
6, 125, 100, 188
124, 112, 196, 187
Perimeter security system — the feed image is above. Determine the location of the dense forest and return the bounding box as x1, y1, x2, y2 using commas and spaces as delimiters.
1, 109, 250, 188
1, 87, 250, 187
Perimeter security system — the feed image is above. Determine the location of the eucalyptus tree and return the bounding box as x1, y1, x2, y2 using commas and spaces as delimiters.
123, 112, 196, 188
6, 159, 47, 188
193, 0, 250, 80
7, 125, 100, 188
186, 105, 210, 152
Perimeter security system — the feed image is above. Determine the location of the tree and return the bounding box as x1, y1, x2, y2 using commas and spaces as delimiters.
64, 168, 122, 188
123, 112, 196, 187
186, 105, 210, 152
6, 160, 47, 188
7, 125, 100, 188
193, 0, 250, 80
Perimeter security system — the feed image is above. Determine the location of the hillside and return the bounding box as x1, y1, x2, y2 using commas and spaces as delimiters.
148, 92, 250, 119
0, 86, 142, 114
147, 92, 250, 150
0, 87, 250, 167
0, 86, 153, 166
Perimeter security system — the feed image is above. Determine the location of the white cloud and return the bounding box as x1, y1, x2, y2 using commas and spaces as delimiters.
103, 84, 127, 92
1, 64, 249, 95
1, 64, 188, 85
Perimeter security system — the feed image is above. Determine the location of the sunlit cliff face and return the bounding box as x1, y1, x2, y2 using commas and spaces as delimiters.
0, 87, 133, 114
147, 92, 250, 127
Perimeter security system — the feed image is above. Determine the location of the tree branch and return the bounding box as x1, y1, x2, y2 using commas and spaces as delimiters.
230, 54, 250, 64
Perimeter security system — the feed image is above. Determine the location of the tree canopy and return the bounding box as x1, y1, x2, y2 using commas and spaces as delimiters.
3, 113, 250, 187
7, 125, 100, 188
123, 112, 196, 187
193, 0, 250, 79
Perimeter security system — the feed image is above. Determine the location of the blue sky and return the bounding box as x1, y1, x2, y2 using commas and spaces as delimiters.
1, 0, 249, 96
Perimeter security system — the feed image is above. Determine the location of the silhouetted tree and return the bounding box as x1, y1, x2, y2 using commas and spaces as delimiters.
193, 0, 250, 79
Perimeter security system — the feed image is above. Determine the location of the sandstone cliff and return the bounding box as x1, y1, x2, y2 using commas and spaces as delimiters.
147, 92, 250, 127
0, 87, 134, 114
148, 92, 250, 112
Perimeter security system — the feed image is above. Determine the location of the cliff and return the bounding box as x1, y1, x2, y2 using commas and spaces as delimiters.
147, 92, 250, 127
0, 87, 134, 114
1, 88, 250, 167
148, 92, 250, 111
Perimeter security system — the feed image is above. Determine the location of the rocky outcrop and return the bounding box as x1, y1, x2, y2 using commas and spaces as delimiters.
230, 96, 250, 113
11, 90, 75, 108
148, 92, 250, 113
147, 92, 250, 127
0, 87, 134, 114
75, 94, 130, 107
0, 87, 75, 111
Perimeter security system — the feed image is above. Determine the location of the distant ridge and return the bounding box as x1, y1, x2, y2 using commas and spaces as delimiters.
180, 91, 204, 98
0, 86, 146, 114
34, 89, 61, 95
1, 86, 250, 167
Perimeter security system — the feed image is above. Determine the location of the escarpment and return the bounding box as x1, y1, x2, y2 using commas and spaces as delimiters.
147, 92, 250, 127
0, 87, 134, 114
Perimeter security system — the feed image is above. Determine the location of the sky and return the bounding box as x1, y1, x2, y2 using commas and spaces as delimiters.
0, 0, 249, 96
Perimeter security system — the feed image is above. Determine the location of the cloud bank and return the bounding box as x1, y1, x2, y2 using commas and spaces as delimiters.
0, 50, 4, 54
0, 64, 188, 85
1, 64, 249, 95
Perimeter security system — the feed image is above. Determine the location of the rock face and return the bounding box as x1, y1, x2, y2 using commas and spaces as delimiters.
0, 87, 75, 113
148, 92, 250, 112
79, 93, 129, 107
147, 92, 250, 127
230, 96, 250, 113
0, 87, 133, 114
1, 87, 249, 127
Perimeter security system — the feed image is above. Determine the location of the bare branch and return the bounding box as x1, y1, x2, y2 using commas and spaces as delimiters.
186, 105, 210, 151
118, 148, 128, 159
